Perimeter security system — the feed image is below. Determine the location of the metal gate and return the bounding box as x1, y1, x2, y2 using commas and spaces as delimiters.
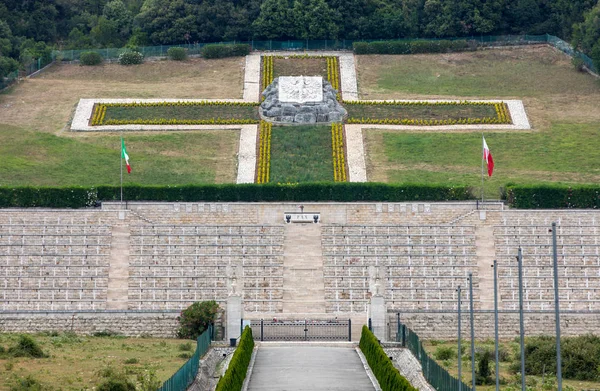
249, 319, 352, 341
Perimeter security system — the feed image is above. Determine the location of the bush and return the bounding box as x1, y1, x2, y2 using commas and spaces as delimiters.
80, 51, 103, 66
506, 184, 600, 209
96, 366, 136, 391
476, 350, 492, 385
215, 326, 254, 391
434, 346, 455, 361
9, 375, 51, 391
167, 47, 187, 61
118, 51, 143, 65
0, 183, 474, 208
359, 326, 417, 391
178, 342, 193, 351
572, 55, 585, 71
511, 335, 600, 381
123, 358, 138, 364
177, 301, 219, 339
8, 335, 46, 358
201, 44, 250, 59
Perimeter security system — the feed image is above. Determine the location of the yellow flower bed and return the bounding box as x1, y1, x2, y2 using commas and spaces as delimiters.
326, 56, 341, 100
91, 104, 106, 126
256, 121, 272, 184
331, 123, 347, 182
262, 56, 274, 93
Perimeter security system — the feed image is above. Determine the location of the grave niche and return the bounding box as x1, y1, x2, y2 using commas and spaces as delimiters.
260, 76, 347, 124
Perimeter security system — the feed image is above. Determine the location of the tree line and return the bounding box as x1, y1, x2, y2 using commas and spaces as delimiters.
1, 0, 600, 78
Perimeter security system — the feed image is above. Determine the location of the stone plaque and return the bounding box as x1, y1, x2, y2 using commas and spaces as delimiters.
278, 76, 323, 103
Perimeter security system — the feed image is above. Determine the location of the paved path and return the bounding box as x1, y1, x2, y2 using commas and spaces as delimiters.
247, 346, 375, 391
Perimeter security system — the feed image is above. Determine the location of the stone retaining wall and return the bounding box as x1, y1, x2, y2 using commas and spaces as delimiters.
0, 312, 180, 337
389, 312, 600, 340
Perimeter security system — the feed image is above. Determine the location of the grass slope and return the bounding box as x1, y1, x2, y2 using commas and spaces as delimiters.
269, 125, 334, 183
0, 127, 239, 186
0, 333, 194, 391
359, 46, 600, 194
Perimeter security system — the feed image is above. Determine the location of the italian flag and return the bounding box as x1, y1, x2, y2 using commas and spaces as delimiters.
483, 136, 494, 177
121, 138, 131, 174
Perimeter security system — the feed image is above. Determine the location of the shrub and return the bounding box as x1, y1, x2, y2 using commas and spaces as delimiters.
123, 358, 138, 364
215, 326, 254, 391
93, 330, 121, 337
177, 301, 219, 339
9, 375, 51, 391
434, 346, 454, 361
178, 342, 193, 351
80, 51, 103, 66
118, 51, 143, 65
571, 55, 585, 71
96, 366, 136, 391
201, 44, 250, 59
167, 47, 187, 61
476, 350, 492, 385
359, 326, 417, 391
8, 335, 46, 358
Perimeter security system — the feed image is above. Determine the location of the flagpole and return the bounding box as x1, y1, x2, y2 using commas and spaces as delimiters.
481, 133, 484, 204
120, 133, 123, 204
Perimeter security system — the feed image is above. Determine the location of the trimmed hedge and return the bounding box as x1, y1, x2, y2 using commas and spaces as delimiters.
215, 326, 254, 391
0, 183, 473, 208
201, 44, 251, 59
118, 51, 143, 65
507, 185, 600, 209
359, 326, 417, 391
353, 39, 472, 55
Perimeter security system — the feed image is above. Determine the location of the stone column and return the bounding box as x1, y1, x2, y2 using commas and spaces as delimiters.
226, 295, 243, 342
369, 294, 387, 341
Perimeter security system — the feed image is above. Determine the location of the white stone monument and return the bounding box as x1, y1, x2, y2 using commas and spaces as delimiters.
278, 76, 323, 103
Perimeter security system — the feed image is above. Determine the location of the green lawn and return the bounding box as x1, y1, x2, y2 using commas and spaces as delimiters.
269, 125, 334, 183
370, 123, 600, 198
102, 104, 259, 123
0, 126, 239, 186
345, 102, 499, 121
0, 332, 194, 391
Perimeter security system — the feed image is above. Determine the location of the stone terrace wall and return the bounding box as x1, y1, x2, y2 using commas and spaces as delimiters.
0, 312, 180, 337
388, 312, 600, 340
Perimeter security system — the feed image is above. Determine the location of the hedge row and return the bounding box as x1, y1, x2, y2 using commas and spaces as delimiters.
215, 326, 254, 391
359, 326, 417, 391
201, 43, 251, 59
0, 183, 473, 208
353, 39, 473, 55
507, 185, 600, 209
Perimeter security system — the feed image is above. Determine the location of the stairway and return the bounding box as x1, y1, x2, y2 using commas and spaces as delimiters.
475, 225, 497, 310
282, 224, 326, 314
107, 224, 130, 310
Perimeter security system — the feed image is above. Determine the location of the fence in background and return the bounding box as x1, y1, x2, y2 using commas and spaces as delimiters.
0, 56, 54, 90
50, 34, 596, 73
396, 317, 473, 391
157, 325, 213, 391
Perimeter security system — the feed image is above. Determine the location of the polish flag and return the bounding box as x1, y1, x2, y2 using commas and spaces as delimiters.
121, 138, 131, 174
483, 136, 494, 177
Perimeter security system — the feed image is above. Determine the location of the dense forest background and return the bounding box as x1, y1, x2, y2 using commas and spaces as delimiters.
1, 0, 600, 77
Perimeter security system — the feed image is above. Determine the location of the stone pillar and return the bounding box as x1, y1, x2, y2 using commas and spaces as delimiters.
369, 295, 386, 342
226, 295, 243, 341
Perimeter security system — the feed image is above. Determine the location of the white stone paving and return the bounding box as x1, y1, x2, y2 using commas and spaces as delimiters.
236, 125, 258, 184
339, 53, 358, 101
244, 53, 261, 102
344, 125, 368, 182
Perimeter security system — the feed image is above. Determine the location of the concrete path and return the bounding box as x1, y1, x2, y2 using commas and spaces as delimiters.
247, 346, 376, 391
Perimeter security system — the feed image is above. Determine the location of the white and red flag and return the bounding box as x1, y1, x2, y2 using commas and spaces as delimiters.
483, 136, 494, 177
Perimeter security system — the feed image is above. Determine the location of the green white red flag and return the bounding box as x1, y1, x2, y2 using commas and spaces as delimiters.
121, 138, 131, 174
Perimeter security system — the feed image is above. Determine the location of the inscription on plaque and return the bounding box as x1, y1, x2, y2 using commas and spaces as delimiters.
278, 76, 323, 103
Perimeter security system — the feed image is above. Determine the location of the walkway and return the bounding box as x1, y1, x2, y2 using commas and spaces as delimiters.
247, 346, 376, 391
